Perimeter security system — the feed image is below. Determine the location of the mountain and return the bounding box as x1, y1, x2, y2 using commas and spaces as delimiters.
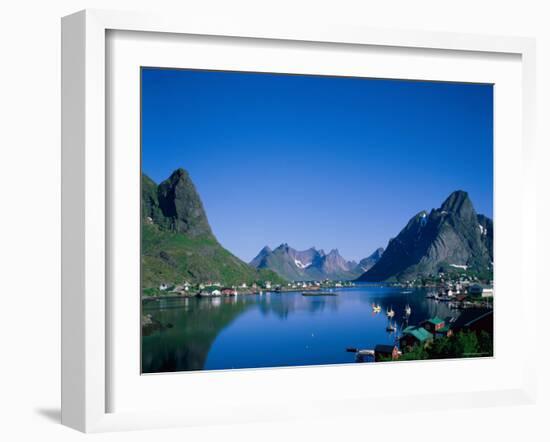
250, 244, 383, 281
357, 190, 493, 282
249, 246, 272, 268
356, 247, 385, 272
141, 169, 284, 289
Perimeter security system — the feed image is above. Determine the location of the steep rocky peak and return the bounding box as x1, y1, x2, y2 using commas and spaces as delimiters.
440, 190, 474, 216
156, 167, 214, 238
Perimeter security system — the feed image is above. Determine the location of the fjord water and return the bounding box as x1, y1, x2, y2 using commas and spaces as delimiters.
142, 285, 459, 373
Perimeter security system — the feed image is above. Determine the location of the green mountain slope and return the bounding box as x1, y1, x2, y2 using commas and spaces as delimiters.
141, 169, 284, 289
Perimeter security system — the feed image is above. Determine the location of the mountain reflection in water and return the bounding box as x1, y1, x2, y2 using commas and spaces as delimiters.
141, 285, 459, 373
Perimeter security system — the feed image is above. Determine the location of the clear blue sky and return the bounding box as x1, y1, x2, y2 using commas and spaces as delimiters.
142, 68, 493, 262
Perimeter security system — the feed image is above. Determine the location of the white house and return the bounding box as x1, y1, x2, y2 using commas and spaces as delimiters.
468, 284, 494, 298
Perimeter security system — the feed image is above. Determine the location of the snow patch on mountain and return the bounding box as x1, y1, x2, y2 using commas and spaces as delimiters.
450, 264, 468, 270
294, 259, 311, 269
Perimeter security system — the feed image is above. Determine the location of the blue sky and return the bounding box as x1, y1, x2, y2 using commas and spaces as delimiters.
142, 68, 493, 262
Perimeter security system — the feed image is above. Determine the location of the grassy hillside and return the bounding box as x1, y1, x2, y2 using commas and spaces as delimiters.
141, 169, 285, 289
142, 223, 284, 288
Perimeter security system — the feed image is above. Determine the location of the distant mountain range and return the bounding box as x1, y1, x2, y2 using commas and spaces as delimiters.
356, 190, 493, 282
249, 244, 384, 281
141, 168, 284, 288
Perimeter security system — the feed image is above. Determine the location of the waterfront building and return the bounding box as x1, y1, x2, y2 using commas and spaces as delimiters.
421, 317, 446, 333
400, 326, 433, 350
468, 284, 494, 297
221, 288, 238, 296
374, 344, 400, 362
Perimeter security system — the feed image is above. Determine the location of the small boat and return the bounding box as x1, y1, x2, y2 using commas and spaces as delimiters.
386, 321, 397, 332
404, 304, 412, 316
401, 290, 413, 294
386, 306, 395, 318
302, 291, 338, 296
372, 303, 381, 313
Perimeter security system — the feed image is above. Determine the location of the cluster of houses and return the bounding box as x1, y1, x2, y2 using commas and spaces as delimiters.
402, 272, 493, 297
370, 308, 494, 361
283, 280, 354, 290
399, 308, 493, 351
156, 279, 355, 297
426, 281, 494, 311
435, 281, 494, 299
156, 279, 281, 297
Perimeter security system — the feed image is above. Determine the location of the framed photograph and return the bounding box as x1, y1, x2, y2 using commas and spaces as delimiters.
61, 9, 537, 432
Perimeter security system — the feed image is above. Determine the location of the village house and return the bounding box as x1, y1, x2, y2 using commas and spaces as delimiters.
159, 283, 169, 291
399, 326, 433, 350
468, 284, 493, 297
374, 344, 400, 362
221, 288, 238, 296
200, 287, 221, 297
455, 294, 468, 303
173, 284, 188, 293
421, 316, 446, 333
437, 324, 453, 337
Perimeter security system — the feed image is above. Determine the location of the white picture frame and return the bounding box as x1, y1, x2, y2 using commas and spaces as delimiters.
61, 9, 537, 433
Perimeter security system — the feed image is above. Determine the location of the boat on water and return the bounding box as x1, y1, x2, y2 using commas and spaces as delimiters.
404, 304, 412, 316
372, 303, 381, 313
386, 321, 397, 332
401, 290, 413, 294
386, 306, 395, 318
302, 291, 338, 296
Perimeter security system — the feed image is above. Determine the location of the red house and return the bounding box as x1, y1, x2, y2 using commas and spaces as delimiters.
374, 344, 400, 362
221, 288, 237, 296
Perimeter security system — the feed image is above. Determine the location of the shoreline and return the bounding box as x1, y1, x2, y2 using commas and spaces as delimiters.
141, 285, 361, 301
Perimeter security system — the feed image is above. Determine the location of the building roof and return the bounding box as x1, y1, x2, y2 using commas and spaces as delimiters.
402, 326, 433, 342
424, 316, 445, 326
451, 308, 493, 331
374, 344, 396, 353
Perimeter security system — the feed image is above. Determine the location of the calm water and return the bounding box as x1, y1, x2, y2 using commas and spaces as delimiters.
142, 285, 459, 373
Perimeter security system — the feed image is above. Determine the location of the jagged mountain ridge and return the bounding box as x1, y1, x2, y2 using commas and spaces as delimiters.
250, 243, 383, 281
357, 190, 493, 282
